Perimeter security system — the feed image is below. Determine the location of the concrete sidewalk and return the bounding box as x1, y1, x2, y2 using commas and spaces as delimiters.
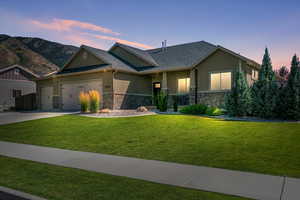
0, 141, 298, 200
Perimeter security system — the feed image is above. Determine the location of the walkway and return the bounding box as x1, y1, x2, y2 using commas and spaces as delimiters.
0, 141, 298, 200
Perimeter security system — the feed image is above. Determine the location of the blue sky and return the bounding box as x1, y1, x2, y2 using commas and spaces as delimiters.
1, 0, 300, 68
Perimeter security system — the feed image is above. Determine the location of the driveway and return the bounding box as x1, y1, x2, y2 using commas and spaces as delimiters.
0, 112, 74, 125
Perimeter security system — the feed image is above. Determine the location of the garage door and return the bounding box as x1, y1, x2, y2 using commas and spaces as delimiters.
62, 80, 102, 111
41, 86, 53, 110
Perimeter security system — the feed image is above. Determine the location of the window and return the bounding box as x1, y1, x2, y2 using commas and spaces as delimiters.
178, 78, 190, 93
210, 72, 231, 90
252, 69, 258, 80
154, 83, 161, 89
14, 68, 20, 75
12, 89, 22, 98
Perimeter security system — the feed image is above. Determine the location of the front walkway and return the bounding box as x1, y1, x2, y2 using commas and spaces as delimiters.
0, 141, 298, 200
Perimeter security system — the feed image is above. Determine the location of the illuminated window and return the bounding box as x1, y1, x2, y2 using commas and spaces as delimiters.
210, 72, 231, 90
252, 69, 258, 80
154, 83, 161, 89
178, 78, 190, 93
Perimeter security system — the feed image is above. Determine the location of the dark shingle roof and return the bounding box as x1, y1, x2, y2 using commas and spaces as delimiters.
56, 64, 110, 75
111, 43, 158, 66
143, 41, 218, 72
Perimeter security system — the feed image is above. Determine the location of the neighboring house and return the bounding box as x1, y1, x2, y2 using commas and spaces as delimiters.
0, 65, 39, 110
36, 41, 260, 111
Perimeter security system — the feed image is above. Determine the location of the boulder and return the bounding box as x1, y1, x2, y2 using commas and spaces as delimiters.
136, 106, 148, 112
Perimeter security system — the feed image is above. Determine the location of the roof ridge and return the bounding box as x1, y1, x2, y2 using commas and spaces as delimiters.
147, 40, 217, 51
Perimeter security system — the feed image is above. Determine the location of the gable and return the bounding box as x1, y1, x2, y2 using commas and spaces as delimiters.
64, 49, 106, 70
0, 67, 35, 81
109, 46, 151, 68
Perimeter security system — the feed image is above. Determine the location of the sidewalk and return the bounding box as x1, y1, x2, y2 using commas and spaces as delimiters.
0, 141, 298, 200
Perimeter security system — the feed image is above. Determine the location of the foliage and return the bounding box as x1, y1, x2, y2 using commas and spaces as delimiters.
225, 66, 251, 116
205, 106, 223, 116
179, 104, 208, 114
156, 91, 168, 112
251, 48, 278, 118
172, 95, 178, 112
283, 55, 300, 119
88, 90, 100, 113
79, 92, 90, 113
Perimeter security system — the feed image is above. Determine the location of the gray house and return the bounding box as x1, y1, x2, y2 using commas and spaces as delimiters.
0, 65, 39, 111
36, 41, 260, 110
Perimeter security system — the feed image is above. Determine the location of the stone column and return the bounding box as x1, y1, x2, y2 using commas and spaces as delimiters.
189, 69, 196, 105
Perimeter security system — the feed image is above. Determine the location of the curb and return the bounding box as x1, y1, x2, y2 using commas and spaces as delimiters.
0, 186, 47, 200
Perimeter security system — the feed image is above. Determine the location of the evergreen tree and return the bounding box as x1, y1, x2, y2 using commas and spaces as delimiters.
284, 55, 300, 119
251, 48, 278, 118
225, 64, 251, 116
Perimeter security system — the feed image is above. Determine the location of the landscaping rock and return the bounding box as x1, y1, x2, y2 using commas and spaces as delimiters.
136, 106, 148, 112
99, 108, 111, 113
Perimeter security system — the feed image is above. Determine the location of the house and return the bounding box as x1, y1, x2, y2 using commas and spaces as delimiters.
0, 65, 39, 111
36, 41, 260, 111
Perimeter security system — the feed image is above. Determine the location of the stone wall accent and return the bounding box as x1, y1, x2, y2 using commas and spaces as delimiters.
197, 91, 229, 107
113, 93, 152, 109
169, 94, 189, 106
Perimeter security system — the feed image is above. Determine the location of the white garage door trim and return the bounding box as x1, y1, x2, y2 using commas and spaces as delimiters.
62, 79, 103, 111
41, 86, 53, 110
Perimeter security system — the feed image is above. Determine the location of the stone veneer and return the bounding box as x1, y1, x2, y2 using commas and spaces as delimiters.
190, 89, 229, 107
113, 93, 152, 109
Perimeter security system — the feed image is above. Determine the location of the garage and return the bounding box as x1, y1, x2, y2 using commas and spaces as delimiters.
61, 79, 102, 110
41, 86, 53, 110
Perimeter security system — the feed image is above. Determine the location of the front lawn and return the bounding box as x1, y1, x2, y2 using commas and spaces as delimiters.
0, 156, 247, 200
0, 114, 299, 177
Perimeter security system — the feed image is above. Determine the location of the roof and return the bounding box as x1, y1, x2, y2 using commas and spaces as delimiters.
110, 43, 158, 66
49, 40, 260, 78
0, 64, 40, 78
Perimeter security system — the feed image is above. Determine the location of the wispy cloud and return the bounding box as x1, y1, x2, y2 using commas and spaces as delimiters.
86, 33, 154, 49
29, 18, 120, 36
26, 18, 154, 49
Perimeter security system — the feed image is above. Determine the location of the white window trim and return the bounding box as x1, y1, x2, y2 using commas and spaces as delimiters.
209, 70, 232, 91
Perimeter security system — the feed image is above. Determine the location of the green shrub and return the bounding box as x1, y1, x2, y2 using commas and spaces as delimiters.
205, 106, 223, 116
156, 91, 168, 112
179, 104, 207, 115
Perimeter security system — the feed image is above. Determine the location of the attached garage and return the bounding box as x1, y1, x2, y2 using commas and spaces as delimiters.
61, 79, 102, 111
41, 86, 53, 110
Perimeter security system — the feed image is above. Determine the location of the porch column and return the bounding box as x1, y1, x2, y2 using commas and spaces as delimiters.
162, 72, 168, 92
189, 69, 197, 104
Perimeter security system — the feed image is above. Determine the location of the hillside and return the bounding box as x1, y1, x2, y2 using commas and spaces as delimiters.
0, 34, 79, 76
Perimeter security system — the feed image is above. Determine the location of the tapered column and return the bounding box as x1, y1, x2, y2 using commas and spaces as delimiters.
162, 72, 168, 92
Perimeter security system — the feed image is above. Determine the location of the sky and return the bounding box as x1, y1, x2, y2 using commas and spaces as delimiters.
1, 0, 300, 69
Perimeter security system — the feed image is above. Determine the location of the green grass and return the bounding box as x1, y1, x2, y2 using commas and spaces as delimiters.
0, 156, 248, 200
0, 114, 299, 177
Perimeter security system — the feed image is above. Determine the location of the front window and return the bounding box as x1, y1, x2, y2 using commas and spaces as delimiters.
252, 69, 258, 80
210, 72, 231, 90
178, 78, 190, 93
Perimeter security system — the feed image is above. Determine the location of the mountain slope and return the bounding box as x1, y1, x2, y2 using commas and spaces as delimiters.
0, 34, 79, 76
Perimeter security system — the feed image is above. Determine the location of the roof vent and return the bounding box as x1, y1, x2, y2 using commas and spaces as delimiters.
161, 40, 167, 52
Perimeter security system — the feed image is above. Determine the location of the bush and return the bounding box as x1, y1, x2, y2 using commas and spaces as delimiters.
179, 104, 207, 115
79, 92, 90, 112
156, 91, 168, 112
205, 106, 223, 116
88, 90, 100, 113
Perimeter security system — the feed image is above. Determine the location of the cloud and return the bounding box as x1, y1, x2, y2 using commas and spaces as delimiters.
63, 34, 104, 49
86, 33, 154, 49
28, 18, 120, 36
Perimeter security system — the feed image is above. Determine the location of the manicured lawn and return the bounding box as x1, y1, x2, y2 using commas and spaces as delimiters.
0, 156, 248, 200
0, 115, 299, 177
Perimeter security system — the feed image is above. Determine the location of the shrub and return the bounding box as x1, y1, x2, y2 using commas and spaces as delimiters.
88, 90, 100, 113
205, 106, 223, 116
156, 91, 168, 112
180, 104, 207, 115
79, 92, 90, 112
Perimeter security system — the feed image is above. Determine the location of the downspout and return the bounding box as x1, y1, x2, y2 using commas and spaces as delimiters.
194, 69, 198, 104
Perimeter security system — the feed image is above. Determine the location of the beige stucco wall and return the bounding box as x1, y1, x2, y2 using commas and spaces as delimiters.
65, 49, 106, 69
110, 46, 149, 68
166, 70, 190, 94
113, 72, 152, 95
195, 49, 252, 91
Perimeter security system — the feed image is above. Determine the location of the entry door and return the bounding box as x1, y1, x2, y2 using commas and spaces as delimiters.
41, 86, 53, 110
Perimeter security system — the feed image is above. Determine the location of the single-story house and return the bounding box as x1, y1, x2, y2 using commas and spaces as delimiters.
36, 41, 260, 111
0, 65, 39, 110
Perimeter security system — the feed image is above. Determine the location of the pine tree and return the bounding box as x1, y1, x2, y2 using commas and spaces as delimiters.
225, 64, 251, 116
284, 55, 300, 119
251, 48, 278, 118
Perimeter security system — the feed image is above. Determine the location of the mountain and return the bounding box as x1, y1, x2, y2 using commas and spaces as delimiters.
0, 34, 79, 76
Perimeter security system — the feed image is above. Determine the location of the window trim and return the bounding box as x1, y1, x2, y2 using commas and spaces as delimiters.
209, 70, 232, 91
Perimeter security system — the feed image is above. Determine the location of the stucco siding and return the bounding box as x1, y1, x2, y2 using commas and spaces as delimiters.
65, 49, 106, 69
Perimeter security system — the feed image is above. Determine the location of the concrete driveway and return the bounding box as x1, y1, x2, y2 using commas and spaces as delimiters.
0, 112, 74, 125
